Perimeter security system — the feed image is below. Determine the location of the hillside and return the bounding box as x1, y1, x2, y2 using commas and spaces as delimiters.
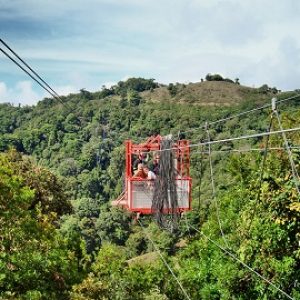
141, 81, 267, 106
0, 78, 284, 201
1, 77, 300, 299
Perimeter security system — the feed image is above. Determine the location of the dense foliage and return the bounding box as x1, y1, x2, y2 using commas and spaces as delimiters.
0, 77, 300, 299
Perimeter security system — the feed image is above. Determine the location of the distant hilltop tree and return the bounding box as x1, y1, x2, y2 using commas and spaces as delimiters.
205, 73, 224, 81
79, 88, 92, 100
205, 73, 238, 84
258, 84, 280, 94
167, 83, 178, 97
234, 78, 240, 85
113, 77, 159, 95
94, 78, 159, 99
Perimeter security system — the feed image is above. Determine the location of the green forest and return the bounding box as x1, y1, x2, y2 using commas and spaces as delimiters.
1, 77, 300, 299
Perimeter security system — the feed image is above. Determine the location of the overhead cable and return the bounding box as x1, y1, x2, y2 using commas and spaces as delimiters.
137, 219, 192, 300
133, 92, 300, 144
0, 39, 73, 112
0, 38, 62, 101
0, 47, 57, 99
246, 114, 273, 233
179, 94, 300, 136
152, 127, 300, 154
274, 110, 300, 195
189, 225, 295, 300
205, 122, 229, 248
190, 146, 300, 155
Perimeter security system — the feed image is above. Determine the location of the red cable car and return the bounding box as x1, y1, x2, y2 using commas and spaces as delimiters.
112, 135, 192, 215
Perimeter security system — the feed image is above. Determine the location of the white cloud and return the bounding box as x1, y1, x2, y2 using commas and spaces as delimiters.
101, 81, 117, 89
0, 81, 42, 105
0, 81, 80, 105
1, 0, 300, 105
55, 85, 77, 96
0, 82, 9, 100
16, 81, 41, 104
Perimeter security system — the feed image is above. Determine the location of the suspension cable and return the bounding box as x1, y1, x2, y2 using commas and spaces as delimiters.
189, 225, 295, 300
0, 47, 57, 99
197, 145, 204, 212
205, 122, 229, 248
246, 113, 273, 233
127, 92, 300, 145
137, 219, 191, 300
0, 40, 74, 112
273, 108, 300, 195
0, 39, 63, 101
179, 93, 300, 137
191, 146, 300, 155
151, 127, 300, 154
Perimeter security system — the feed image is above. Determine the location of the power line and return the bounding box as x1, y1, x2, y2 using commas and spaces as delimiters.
189, 225, 295, 300
273, 110, 300, 195
179, 94, 300, 137
0, 47, 57, 99
179, 104, 270, 135
130, 92, 300, 144
185, 111, 298, 299
246, 114, 273, 233
277, 94, 300, 105
137, 219, 192, 300
152, 127, 300, 154
0, 39, 73, 112
196, 145, 204, 212
0, 39, 62, 101
205, 123, 229, 248
209, 104, 270, 126
190, 146, 300, 155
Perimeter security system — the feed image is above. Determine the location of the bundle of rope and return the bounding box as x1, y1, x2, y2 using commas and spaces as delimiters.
152, 137, 179, 230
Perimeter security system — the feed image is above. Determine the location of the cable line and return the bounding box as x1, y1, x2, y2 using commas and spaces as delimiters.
191, 146, 300, 155
0, 39, 74, 112
246, 114, 273, 233
189, 225, 295, 300
152, 127, 300, 154
205, 122, 229, 248
179, 103, 268, 135
0, 47, 57, 99
196, 145, 204, 212
277, 93, 300, 105
137, 219, 192, 300
273, 109, 300, 195
0, 38, 62, 102
133, 92, 300, 144
179, 93, 300, 137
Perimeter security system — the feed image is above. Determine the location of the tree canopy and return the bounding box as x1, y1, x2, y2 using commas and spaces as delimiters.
0, 79, 299, 299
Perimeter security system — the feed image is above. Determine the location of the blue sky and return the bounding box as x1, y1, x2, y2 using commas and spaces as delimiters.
1, 0, 300, 105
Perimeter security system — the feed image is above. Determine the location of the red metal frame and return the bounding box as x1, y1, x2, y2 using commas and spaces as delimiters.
113, 135, 192, 214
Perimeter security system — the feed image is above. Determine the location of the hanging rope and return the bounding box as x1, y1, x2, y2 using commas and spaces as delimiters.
246, 113, 273, 233
0, 39, 74, 113
177, 93, 300, 138
180, 173, 295, 300
191, 145, 300, 155
187, 223, 295, 300
148, 127, 300, 156
205, 122, 230, 249
152, 137, 179, 230
197, 145, 204, 212
137, 219, 192, 300
273, 105, 300, 196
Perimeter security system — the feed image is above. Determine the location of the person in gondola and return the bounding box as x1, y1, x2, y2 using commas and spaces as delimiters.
142, 165, 156, 190
143, 166, 156, 180
132, 151, 149, 172
133, 163, 148, 179
149, 153, 160, 175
